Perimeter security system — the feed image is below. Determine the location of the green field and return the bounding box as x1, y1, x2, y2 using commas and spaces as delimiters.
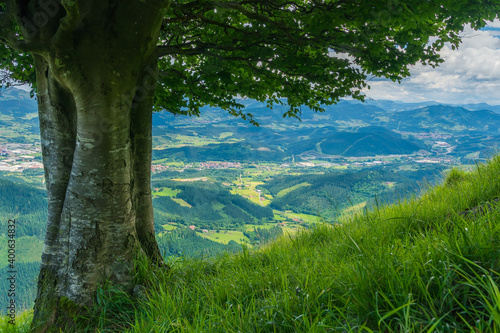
281, 211, 321, 223
161, 224, 177, 231
199, 230, 250, 245
273, 209, 321, 224
276, 182, 311, 198
281, 225, 302, 235
171, 198, 192, 208
342, 201, 367, 215
152, 187, 181, 197
244, 223, 278, 231
150, 158, 185, 166
218, 132, 234, 139
272, 210, 287, 221
171, 177, 209, 182
154, 134, 221, 148
153, 133, 243, 149
231, 180, 272, 206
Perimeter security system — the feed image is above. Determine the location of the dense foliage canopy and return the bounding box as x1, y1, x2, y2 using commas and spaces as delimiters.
1, 1, 498, 121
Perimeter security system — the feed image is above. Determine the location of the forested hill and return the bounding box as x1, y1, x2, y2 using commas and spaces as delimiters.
0, 179, 46, 314
152, 180, 274, 230
387, 105, 500, 133
152, 97, 500, 133
0, 179, 47, 238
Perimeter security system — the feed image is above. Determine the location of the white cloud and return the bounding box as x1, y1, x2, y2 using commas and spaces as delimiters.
363, 22, 500, 105
486, 19, 500, 28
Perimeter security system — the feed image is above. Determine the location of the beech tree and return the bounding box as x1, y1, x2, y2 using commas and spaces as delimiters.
0, 0, 498, 331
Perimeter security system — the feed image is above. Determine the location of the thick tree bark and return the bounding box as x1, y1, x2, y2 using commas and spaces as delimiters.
130, 57, 165, 265
26, 2, 167, 331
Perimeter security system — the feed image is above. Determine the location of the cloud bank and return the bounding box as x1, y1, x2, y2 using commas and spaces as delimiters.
364, 20, 500, 105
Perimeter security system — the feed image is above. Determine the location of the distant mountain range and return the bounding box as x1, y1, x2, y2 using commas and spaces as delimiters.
151, 95, 500, 161
385, 105, 500, 133
3, 87, 500, 160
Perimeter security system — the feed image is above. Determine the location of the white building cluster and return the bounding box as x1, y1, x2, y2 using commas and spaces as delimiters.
0, 143, 43, 172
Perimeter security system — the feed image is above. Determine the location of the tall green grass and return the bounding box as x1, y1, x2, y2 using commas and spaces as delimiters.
129, 156, 500, 332
0, 310, 32, 332
4, 156, 500, 332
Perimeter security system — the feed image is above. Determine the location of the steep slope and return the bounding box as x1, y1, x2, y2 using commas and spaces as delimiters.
60, 154, 500, 333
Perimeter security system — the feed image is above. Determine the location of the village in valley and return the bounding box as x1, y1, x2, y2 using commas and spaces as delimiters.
0, 140, 461, 175
0, 143, 43, 173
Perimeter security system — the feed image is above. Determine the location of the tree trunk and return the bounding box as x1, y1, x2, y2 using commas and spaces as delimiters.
28, 3, 167, 331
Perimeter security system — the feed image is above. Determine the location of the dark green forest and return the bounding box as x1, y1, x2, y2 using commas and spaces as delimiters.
262, 165, 445, 219
0, 262, 39, 314
153, 142, 287, 162
0, 179, 47, 238
153, 181, 274, 230
157, 229, 242, 258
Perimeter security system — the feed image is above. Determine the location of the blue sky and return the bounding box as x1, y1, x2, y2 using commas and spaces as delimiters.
363, 20, 500, 105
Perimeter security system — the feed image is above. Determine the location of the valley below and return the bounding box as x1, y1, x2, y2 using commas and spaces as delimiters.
1, 87, 500, 312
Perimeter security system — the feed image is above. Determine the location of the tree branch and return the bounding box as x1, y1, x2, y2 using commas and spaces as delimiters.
157, 39, 268, 57
159, 0, 346, 59
0, 2, 45, 52
51, 0, 80, 48
0, 34, 44, 52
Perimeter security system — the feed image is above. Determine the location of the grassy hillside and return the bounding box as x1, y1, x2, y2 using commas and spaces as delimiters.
125, 155, 500, 332
6, 155, 500, 332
